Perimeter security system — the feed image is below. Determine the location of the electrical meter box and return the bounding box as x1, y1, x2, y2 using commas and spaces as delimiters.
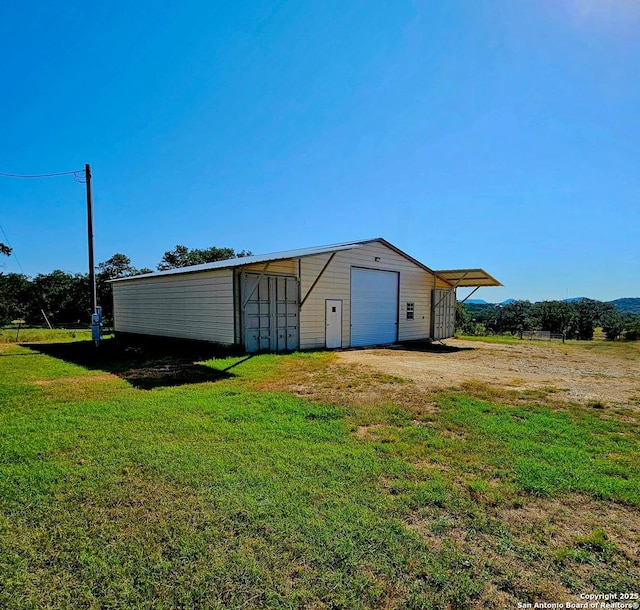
91, 308, 102, 345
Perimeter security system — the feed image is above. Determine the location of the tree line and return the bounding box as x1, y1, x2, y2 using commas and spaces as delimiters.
0, 245, 251, 327
456, 299, 640, 341
3, 243, 637, 341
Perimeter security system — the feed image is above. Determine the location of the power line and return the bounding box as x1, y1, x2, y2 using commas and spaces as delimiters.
0, 221, 54, 329
0, 167, 87, 270
0, 166, 87, 273
0, 169, 84, 179
0, 221, 25, 275
0, 162, 96, 330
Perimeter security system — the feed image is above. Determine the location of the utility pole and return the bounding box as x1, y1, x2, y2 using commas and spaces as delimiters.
85, 163, 97, 314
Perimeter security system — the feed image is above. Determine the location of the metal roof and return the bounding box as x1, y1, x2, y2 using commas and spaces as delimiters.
433, 268, 503, 288
109, 240, 369, 283
110, 238, 502, 287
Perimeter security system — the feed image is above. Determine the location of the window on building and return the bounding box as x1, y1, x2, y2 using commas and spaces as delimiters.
406, 302, 415, 320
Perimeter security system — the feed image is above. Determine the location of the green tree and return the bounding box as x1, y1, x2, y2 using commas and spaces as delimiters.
0, 273, 31, 325
0, 242, 21, 324
624, 315, 640, 341
97, 254, 152, 325
464, 303, 498, 326
455, 301, 471, 334
532, 300, 576, 337
29, 270, 90, 326
157, 245, 252, 270
499, 300, 535, 338
97, 253, 138, 280
600, 303, 626, 341
455, 302, 484, 335
566, 298, 600, 340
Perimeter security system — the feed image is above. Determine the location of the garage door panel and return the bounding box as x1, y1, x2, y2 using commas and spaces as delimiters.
351, 268, 399, 347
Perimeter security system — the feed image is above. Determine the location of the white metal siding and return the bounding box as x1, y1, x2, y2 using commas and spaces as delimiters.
112, 269, 235, 343
299, 241, 444, 349
350, 268, 399, 346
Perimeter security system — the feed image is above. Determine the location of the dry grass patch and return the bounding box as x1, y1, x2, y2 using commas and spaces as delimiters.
253, 351, 439, 426
32, 373, 124, 402
338, 338, 640, 408
402, 491, 639, 607
500, 494, 640, 563
355, 424, 404, 442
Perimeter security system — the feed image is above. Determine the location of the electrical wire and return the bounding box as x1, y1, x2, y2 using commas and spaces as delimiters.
0, 221, 56, 328
0, 169, 84, 179
0, 221, 25, 275
0, 165, 88, 272
0, 168, 89, 328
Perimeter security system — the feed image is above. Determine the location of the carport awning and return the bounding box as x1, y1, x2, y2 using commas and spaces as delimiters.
434, 269, 502, 288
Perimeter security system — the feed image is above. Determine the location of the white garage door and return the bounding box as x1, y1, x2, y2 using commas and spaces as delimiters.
351, 268, 399, 347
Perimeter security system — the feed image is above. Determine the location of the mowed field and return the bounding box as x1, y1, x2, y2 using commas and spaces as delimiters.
0, 333, 638, 609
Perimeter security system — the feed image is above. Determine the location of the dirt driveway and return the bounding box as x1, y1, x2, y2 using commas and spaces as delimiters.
337, 339, 640, 407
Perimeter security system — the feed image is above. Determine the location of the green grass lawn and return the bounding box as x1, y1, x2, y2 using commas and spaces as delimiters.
1, 337, 638, 609
0, 327, 92, 344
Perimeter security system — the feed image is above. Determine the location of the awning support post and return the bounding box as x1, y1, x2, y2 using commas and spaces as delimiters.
242, 262, 270, 310
300, 252, 336, 308
460, 286, 481, 304
434, 270, 469, 309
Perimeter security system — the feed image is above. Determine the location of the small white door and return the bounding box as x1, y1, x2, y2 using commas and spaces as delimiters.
325, 299, 342, 348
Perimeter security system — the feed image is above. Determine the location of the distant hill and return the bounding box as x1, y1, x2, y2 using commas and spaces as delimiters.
609, 298, 640, 315
457, 297, 640, 315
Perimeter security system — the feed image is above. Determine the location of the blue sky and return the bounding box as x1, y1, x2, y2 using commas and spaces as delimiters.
1, 0, 638, 302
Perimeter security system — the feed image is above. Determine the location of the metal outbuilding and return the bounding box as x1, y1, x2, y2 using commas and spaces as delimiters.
110, 238, 501, 352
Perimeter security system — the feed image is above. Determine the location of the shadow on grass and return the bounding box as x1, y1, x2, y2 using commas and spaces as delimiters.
392, 340, 475, 354
23, 337, 247, 390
